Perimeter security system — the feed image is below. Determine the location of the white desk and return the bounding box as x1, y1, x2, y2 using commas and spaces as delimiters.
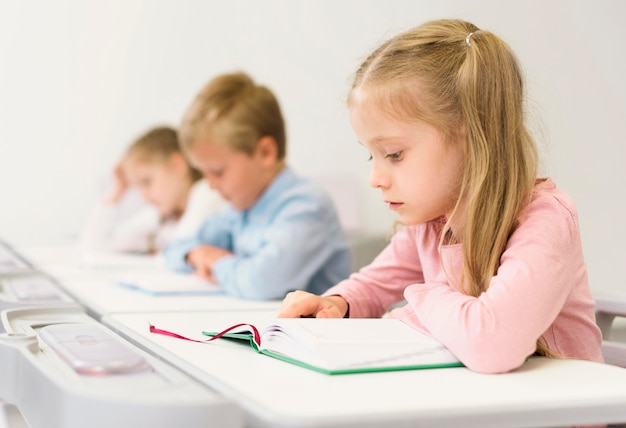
104, 310, 626, 428
0, 403, 26, 428
51, 275, 280, 318
0, 305, 242, 428
15, 246, 281, 318
0, 244, 85, 332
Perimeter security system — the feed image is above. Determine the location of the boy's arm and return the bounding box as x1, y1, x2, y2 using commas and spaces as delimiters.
162, 210, 234, 273
162, 235, 203, 273
210, 198, 350, 300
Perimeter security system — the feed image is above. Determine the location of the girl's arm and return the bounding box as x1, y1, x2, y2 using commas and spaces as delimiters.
321, 225, 426, 318
406, 194, 600, 374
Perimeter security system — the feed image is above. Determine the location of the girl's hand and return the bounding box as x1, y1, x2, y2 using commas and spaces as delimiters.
278, 290, 348, 319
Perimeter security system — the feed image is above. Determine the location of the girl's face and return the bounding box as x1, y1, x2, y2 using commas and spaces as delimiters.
349, 103, 465, 226
123, 153, 190, 218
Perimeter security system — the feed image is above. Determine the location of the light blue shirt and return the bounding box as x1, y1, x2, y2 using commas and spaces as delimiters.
163, 167, 351, 300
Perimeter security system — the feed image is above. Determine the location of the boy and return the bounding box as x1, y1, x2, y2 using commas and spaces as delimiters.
164, 72, 351, 300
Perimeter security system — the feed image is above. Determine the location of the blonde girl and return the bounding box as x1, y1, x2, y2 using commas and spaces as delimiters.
81, 126, 224, 255
278, 19, 603, 374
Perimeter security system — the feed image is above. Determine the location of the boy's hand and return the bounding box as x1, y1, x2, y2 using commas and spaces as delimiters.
104, 161, 128, 204
186, 245, 233, 281
278, 290, 348, 319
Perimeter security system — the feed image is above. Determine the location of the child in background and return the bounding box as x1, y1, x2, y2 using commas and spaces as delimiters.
163, 71, 351, 300
278, 19, 603, 373
81, 126, 225, 254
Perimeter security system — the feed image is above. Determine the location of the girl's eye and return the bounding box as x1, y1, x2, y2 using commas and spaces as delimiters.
385, 151, 403, 160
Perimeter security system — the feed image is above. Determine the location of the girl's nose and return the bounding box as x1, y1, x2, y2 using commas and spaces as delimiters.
369, 163, 389, 189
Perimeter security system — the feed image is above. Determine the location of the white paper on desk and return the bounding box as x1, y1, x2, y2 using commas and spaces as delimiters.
0, 246, 33, 274
4, 276, 64, 301
114, 272, 221, 296
80, 251, 161, 270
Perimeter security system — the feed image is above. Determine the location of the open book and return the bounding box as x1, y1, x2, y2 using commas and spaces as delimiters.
193, 318, 462, 375
115, 271, 221, 296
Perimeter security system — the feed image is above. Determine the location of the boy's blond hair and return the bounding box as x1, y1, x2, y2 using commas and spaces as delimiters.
125, 126, 202, 182
179, 72, 286, 159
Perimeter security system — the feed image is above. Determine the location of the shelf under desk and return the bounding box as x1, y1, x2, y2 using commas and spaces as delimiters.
104, 310, 626, 428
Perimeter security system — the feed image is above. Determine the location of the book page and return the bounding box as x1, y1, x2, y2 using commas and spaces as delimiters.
260, 318, 461, 373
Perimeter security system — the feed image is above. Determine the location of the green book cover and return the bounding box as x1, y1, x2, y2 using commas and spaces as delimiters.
203, 318, 463, 375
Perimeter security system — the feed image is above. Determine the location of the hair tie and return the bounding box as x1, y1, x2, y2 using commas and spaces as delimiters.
465, 32, 475, 47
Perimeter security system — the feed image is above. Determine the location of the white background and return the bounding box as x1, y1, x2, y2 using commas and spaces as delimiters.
0, 1, 624, 293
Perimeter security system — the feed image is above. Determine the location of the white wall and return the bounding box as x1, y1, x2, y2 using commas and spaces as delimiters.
0, 0, 624, 293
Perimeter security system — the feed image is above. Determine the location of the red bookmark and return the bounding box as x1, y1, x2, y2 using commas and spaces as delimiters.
149, 323, 261, 348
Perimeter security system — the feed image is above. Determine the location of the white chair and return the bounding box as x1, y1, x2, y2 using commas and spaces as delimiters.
310, 173, 390, 271
594, 292, 626, 428
595, 292, 626, 368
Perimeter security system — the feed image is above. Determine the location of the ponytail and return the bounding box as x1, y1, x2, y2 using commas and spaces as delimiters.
454, 28, 538, 297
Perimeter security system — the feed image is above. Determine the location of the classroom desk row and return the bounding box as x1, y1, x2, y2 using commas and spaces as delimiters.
12, 245, 281, 317
2, 242, 626, 427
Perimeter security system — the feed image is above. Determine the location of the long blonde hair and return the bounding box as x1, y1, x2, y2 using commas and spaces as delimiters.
349, 20, 552, 356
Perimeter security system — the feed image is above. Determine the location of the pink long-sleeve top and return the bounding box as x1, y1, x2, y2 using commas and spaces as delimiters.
324, 179, 603, 374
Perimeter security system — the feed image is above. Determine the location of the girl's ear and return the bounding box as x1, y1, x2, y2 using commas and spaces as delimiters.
255, 136, 279, 165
